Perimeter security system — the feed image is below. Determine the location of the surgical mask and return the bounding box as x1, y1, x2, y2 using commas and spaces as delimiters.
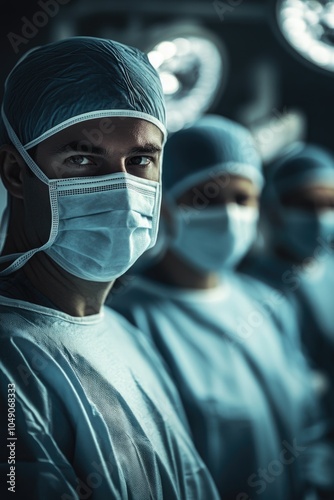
0, 147, 161, 282
129, 215, 169, 274
169, 203, 259, 272
270, 208, 334, 261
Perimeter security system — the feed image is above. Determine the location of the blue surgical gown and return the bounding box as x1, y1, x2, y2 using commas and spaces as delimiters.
107, 272, 334, 500
0, 295, 219, 500
238, 250, 334, 418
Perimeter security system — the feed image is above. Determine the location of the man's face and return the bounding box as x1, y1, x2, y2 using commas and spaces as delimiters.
33, 117, 163, 182
20, 117, 163, 249
176, 174, 260, 209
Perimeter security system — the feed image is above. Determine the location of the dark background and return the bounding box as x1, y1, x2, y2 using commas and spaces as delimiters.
1, 0, 333, 156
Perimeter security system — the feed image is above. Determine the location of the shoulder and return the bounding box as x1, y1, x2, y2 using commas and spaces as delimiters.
229, 272, 301, 344
228, 271, 287, 310
106, 274, 160, 311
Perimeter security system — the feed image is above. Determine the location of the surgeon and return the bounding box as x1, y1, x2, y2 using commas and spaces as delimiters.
0, 37, 220, 499
108, 115, 334, 500
238, 142, 334, 418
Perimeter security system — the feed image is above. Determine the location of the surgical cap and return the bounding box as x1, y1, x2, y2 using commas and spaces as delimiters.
162, 114, 263, 200
264, 142, 334, 200
0, 36, 167, 148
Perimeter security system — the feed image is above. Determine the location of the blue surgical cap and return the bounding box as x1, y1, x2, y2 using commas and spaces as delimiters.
264, 142, 334, 199
162, 114, 263, 199
0, 36, 167, 148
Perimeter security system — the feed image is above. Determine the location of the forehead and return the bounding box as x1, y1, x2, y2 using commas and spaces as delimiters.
175, 174, 259, 205
190, 174, 258, 194
284, 182, 334, 199
33, 117, 164, 152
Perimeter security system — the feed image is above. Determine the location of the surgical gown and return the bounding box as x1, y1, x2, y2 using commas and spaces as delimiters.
108, 272, 334, 500
0, 293, 220, 500
238, 250, 334, 418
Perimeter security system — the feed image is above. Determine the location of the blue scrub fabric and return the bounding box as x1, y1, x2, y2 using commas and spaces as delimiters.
107, 272, 334, 500
162, 114, 263, 198
0, 36, 166, 148
238, 249, 334, 419
0, 296, 219, 500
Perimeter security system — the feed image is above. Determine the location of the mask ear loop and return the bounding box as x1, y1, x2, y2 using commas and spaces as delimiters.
147, 175, 161, 252
0, 191, 10, 254
128, 146, 167, 273
2, 108, 50, 183
0, 110, 59, 276
153, 198, 178, 261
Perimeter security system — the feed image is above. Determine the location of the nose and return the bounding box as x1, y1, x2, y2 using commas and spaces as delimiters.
101, 158, 128, 176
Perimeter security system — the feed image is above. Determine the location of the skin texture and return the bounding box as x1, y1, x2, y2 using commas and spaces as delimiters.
145, 175, 260, 290
0, 117, 163, 317
176, 175, 259, 209
281, 183, 334, 212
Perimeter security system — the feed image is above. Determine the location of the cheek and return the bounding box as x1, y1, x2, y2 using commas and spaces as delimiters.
249, 199, 259, 208
152, 167, 160, 183
146, 160, 161, 183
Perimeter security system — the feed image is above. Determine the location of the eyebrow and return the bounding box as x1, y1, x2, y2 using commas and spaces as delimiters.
128, 144, 162, 155
55, 141, 162, 155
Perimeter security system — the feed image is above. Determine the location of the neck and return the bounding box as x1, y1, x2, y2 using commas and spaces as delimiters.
0, 212, 114, 316
2, 252, 113, 317
144, 249, 220, 290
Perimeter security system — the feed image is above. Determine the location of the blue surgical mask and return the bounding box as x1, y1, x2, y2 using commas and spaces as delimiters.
44, 172, 161, 281
0, 153, 161, 282
270, 208, 334, 261
169, 203, 259, 272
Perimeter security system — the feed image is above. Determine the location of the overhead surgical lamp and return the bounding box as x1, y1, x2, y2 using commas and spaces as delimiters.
49, 1, 228, 132
144, 23, 228, 132
273, 0, 334, 74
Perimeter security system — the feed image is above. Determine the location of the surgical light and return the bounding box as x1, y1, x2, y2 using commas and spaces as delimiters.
275, 0, 334, 73
146, 26, 227, 133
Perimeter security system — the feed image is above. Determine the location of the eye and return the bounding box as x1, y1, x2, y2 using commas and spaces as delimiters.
67, 155, 96, 167
127, 156, 153, 167
235, 194, 250, 206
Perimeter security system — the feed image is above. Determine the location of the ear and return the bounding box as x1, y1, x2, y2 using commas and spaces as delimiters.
0, 145, 26, 200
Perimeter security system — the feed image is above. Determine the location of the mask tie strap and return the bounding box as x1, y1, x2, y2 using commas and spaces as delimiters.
0, 110, 59, 276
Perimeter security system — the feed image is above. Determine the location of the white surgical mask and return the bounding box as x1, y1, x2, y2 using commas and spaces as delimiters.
0, 142, 161, 282
271, 208, 334, 261
169, 203, 258, 272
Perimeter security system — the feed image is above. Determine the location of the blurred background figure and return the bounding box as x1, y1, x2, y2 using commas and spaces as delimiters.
108, 115, 334, 500
238, 142, 334, 418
